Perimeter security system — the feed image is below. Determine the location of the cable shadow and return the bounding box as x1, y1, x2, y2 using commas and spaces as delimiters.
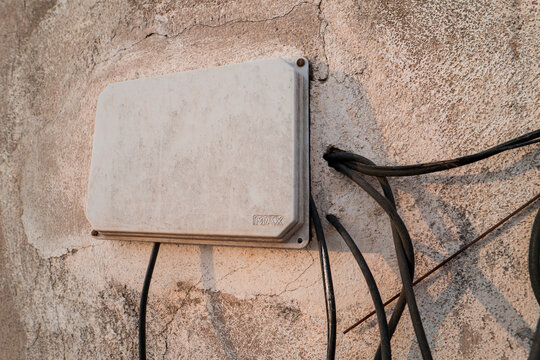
340, 193, 537, 358
199, 245, 239, 360
402, 192, 538, 359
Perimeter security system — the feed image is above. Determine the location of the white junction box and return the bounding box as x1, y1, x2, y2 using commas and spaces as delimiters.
86, 58, 310, 248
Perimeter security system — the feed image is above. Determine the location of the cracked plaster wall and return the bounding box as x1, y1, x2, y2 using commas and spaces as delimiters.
0, 0, 539, 359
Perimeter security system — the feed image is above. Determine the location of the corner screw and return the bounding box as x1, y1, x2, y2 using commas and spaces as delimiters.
296, 58, 305, 67
91, 230, 99, 236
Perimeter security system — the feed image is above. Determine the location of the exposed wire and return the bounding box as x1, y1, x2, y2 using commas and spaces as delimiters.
324, 129, 539, 177
326, 214, 391, 360
310, 195, 337, 360
344, 192, 540, 334
139, 242, 161, 360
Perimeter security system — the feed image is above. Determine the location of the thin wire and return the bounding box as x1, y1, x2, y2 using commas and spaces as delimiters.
344, 192, 540, 334
324, 129, 539, 177
139, 242, 161, 360
331, 163, 433, 360
310, 195, 337, 360
327, 215, 391, 360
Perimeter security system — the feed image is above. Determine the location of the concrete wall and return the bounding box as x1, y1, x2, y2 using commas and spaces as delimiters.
1, 0, 538, 359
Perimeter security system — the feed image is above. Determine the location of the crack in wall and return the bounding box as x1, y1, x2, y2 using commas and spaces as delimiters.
278, 251, 316, 296
316, 0, 330, 81
96, 1, 316, 68
146, 1, 314, 39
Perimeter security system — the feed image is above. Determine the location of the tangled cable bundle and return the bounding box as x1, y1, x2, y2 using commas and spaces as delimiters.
322, 129, 539, 359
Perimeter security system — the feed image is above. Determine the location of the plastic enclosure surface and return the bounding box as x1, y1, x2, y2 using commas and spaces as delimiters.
86, 58, 309, 248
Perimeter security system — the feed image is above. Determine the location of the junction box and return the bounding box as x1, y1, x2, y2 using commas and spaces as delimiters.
86, 58, 310, 249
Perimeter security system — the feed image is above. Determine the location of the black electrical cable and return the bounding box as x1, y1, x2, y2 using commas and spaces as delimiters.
529, 207, 540, 305
528, 208, 540, 360
310, 195, 337, 360
137, 202, 337, 360
339, 163, 431, 360
329, 163, 433, 360
324, 153, 412, 359
139, 242, 161, 360
340, 154, 414, 267
342, 154, 414, 360
530, 318, 540, 360
324, 129, 540, 177
326, 215, 391, 360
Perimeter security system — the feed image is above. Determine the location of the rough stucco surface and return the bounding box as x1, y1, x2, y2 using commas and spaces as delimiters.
0, 0, 539, 359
